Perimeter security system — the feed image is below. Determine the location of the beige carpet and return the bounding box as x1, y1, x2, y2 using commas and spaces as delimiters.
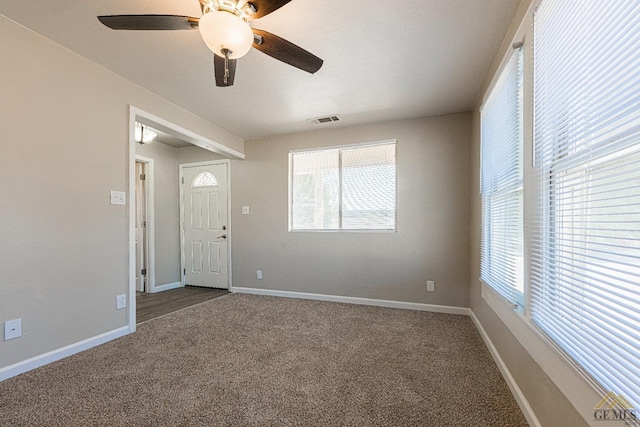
0, 294, 528, 426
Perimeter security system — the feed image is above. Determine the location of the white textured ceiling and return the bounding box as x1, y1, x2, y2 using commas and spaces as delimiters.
0, 0, 520, 140
152, 127, 192, 148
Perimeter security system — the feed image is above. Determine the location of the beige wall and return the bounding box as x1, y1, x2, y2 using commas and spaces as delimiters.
178, 145, 226, 165
231, 114, 471, 307
0, 16, 243, 369
469, 0, 591, 425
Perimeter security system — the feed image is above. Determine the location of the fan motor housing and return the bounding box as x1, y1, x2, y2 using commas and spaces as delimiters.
199, 0, 256, 18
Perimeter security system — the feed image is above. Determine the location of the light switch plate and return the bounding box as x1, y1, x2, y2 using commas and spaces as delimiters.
241, 206, 250, 215
116, 294, 127, 310
4, 318, 22, 341
110, 190, 126, 206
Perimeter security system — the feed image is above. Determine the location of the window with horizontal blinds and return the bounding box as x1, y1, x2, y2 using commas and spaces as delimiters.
480, 46, 524, 307
532, 0, 640, 410
289, 141, 396, 231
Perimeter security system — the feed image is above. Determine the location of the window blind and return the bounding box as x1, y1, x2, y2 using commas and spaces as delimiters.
290, 141, 396, 231
532, 0, 640, 409
290, 148, 340, 230
480, 46, 524, 307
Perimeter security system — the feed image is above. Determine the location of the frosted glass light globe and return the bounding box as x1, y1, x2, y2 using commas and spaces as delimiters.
199, 10, 254, 58
135, 122, 157, 144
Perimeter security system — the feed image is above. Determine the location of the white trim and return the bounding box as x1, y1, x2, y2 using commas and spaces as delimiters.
288, 140, 398, 233
130, 107, 245, 160
151, 281, 182, 293
231, 285, 545, 423
178, 164, 184, 286
469, 311, 542, 427
128, 110, 137, 333
230, 287, 471, 316
179, 160, 232, 290
179, 159, 231, 168
288, 229, 398, 234
0, 327, 129, 382
288, 138, 397, 154
478, 0, 538, 110
227, 161, 234, 290
135, 155, 156, 293
129, 106, 242, 332
481, 281, 602, 425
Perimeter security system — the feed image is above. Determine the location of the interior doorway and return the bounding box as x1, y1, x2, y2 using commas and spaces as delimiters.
128, 106, 244, 333
134, 155, 155, 293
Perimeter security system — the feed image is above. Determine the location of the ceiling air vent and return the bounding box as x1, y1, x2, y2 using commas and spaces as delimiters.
307, 115, 340, 125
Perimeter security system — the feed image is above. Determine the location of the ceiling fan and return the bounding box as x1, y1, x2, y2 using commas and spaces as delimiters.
98, 0, 323, 87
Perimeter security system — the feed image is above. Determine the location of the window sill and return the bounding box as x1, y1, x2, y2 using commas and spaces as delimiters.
288, 229, 398, 233
478, 280, 601, 425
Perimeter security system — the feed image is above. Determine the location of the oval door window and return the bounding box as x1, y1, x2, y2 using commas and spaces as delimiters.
192, 171, 218, 188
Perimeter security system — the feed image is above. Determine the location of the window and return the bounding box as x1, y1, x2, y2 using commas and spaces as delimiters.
192, 171, 217, 187
289, 141, 396, 231
532, 0, 640, 409
480, 46, 524, 307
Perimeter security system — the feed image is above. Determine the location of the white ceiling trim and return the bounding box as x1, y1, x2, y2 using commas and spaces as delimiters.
130, 106, 245, 159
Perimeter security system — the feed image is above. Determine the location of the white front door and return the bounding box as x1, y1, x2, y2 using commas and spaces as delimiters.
182, 162, 229, 289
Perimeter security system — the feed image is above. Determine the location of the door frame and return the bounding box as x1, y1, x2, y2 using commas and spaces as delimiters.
179, 160, 232, 289
135, 155, 156, 293
128, 106, 244, 333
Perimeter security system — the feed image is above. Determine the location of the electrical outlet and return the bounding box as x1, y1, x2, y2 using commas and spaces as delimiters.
116, 294, 127, 310
427, 281, 435, 292
256, 270, 263, 280
4, 318, 22, 341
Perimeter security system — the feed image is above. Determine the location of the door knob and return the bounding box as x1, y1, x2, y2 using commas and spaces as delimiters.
218, 234, 227, 239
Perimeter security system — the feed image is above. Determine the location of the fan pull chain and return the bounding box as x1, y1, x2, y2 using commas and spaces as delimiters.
222, 48, 231, 85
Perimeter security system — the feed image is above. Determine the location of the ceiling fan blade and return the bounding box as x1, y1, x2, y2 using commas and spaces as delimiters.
249, 0, 293, 19
97, 15, 199, 31
252, 29, 323, 74
214, 54, 237, 87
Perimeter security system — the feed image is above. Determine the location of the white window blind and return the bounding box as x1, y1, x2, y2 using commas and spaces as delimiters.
532, 0, 640, 409
480, 46, 524, 307
289, 141, 396, 231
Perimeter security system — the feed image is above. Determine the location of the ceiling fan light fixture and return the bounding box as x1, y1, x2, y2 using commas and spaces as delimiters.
198, 10, 253, 58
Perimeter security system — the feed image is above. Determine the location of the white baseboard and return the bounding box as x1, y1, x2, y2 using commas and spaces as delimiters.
0, 287, 538, 427
230, 286, 471, 316
469, 311, 541, 427
151, 282, 182, 293
0, 326, 130, 382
